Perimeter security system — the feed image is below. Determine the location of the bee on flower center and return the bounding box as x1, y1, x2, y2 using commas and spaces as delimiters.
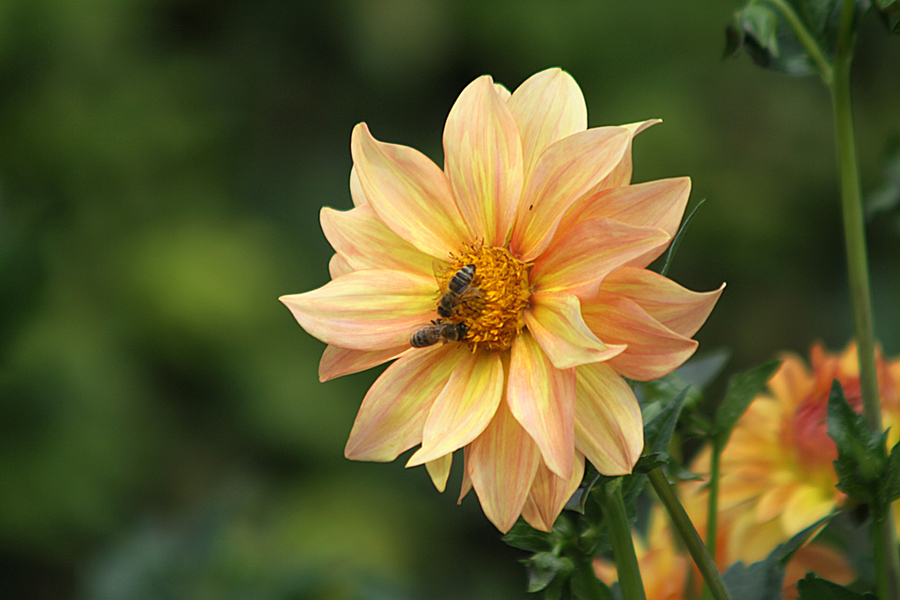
410, 319, 469, 348
437, 264, 479, 318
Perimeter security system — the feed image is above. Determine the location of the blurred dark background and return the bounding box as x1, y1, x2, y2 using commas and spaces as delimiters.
0, 1, 898, 598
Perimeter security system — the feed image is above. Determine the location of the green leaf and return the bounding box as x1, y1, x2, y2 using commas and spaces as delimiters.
885, 439, 900, 503
827, 380, 888, 504
797, 573, 877, 599
503, 521, 553, 553
525, 552, 574, 593
713, 360, 782, 445
865, 134, 900, 219
742, 4, 781, 56
660, 199, 705, 277
569, 561, 615, 600
645, 386, 690, 455
676, 349, 731, 392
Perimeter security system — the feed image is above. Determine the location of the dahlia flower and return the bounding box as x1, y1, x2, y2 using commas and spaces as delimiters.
687, 342, 900, 562
281, 68, 723, 532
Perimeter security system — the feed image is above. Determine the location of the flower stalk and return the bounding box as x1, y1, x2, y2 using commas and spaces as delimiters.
830, 0, 900, 597
702, 442, 722, 600
648, 468, 733, 600
599, 478, 647, 600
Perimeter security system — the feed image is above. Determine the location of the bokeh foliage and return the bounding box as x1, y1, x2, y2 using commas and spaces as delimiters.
0, 0, 898, 598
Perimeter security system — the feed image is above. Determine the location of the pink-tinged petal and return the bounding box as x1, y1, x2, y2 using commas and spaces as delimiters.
458, 448, 473, 504
525, 291, 626, 370
467, 399, 541, 532
507, 330, 576, 479
351, 123, 467, 258
507, 68, 587, 186
344, 344, 464, 461
280, 269, 436, 351
426, 453, 453, 493
493, 83, 511, 101
510, 126, 632, 261
406, 350, 505, 467
320, 204, 434, 277
600, 266, 725, 338
349, 166, 367, 206
318, 344, 410, 382
574, 362, 643, 475
581, 291, 698, 381
531, 218, 670, 298
328, 253, 353, 278
521, 453, 585, 532
598, 119, 661, 191
560, 178, 691, 244
443, 75, 523, 247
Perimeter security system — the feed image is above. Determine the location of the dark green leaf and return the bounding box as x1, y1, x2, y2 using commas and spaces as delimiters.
660, 199, 705, 277
525, 552, 574, 593
797, 573, 877, 599
632, 452, 667, 473
569, 561, 615, 600
645, 386, 690, 455
503, 521, 553, 553
713, 360, 781, 445
885, 439, 900, 503
675, 349, 730, 392
742, 4, 781, 56
827, 380, 887, 504
865, 134, 900, 218
725, 17, 746, 58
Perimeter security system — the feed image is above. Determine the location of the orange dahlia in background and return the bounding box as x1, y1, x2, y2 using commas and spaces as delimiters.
281, 68, 724, 532
687, 342, 900, 563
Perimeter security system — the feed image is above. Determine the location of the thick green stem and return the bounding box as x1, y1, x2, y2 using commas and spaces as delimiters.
701, 441, 723, 600
648, 468, 733, 600
830, 0, 900, 597
599, 479, 646, 600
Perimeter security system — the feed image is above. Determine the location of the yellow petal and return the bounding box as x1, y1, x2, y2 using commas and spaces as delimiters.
406, 350, 505, 467
457, 448, 473, 504
351, 122, 467, 259
510, 126, 632, 261
600, 266, 725, 338
320, 204, 434, 277
318, 344, 410, 382
598, 119, 661, 191
574, 362, 643, 475
280, 269, 436, 351
561, 177, 691, 246
443, 75, 524, 247
328, 253, 353, 278
507, 68, 587, 187
530, 218, 670, 299
426, 453, 453, 493
581, 291, 699, 381
780, 485, 836, 534
344, 344, 464, 461
521, 453, 585, 532
507, 330, 576, 479
525, 291, 626, 370
467, 400, 541, 533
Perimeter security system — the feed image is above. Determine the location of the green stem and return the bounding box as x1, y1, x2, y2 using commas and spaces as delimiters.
648, 468, 733, 600
830, 0, 900, 597
599, 479, 646, 600
701, 441, 723, 600
759, 0, 833, 83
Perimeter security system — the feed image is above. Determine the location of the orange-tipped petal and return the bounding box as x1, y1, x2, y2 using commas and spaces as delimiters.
525, 291, 626, 370
530, 218, 670, 299
507, 68, 587, 186
280, 269, 436, 351
599, 119, 661, 190
561, 177, 691, 244
344, 344, 464, 462
600, 266, 725, 338
574, 362, 643, 475
521, 452, 585, 532
328, 253, 353, 278
426, 453, 453, 493
320, 204, 434, 277
318, 344, 410, 382
507, 330, 576, 479
407, 350, 505, 467
511, 126, 632, 261
581, 291, 698, 381
443, 75, 524, 247
467, 400, 541, 532
351, 122, 467, 258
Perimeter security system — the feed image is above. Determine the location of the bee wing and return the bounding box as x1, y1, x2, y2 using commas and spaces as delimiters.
432, 260, 451, 295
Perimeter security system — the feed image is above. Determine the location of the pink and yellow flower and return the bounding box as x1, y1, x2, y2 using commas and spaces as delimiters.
280, 68, 723, 532
687, 342, 900, 563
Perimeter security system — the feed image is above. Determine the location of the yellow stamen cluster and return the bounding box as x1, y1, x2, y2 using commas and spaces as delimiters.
438, 242, 531, 352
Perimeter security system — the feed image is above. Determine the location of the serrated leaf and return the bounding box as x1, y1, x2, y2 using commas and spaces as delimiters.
713, 360, 781, 445
885, 439, 900, 503
503, 522, 553, 553
797, 573, 877, 599
827, 380, 887, 504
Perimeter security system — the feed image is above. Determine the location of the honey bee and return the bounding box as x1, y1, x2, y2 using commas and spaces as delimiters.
437, 264, 478, 318
410, 320, 468, 348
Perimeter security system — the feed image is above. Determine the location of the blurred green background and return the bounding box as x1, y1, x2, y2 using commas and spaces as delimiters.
0, 1, 898, 598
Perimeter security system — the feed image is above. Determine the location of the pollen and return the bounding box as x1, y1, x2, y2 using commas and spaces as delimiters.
437, 242, 532, 352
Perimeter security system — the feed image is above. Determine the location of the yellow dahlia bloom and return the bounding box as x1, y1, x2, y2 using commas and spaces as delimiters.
280, 68, 723, 532
687, 342, 900, 563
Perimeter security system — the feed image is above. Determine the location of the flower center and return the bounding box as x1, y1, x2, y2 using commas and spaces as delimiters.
438, 242, 531, 352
